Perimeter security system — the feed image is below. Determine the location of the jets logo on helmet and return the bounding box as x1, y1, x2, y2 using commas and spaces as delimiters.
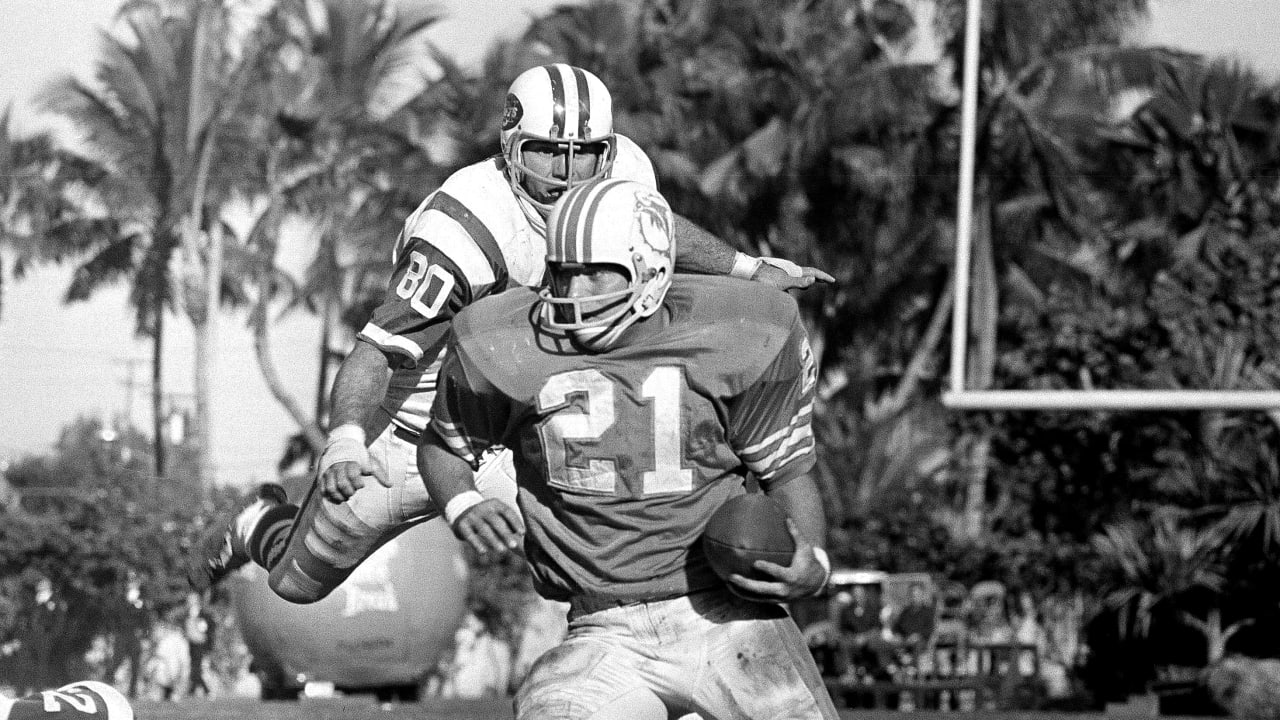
538, 179, 674, 351
501, 94, 523, 131
501, 64, 618, 225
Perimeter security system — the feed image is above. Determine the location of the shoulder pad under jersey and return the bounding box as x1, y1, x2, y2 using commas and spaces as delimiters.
663, 275, 804, 385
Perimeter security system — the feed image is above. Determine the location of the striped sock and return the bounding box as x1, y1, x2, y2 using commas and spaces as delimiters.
247, 504, 298, 570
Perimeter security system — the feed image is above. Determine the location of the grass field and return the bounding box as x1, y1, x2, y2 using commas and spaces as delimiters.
133, 696, 514, 720
129, 696, 1154, 720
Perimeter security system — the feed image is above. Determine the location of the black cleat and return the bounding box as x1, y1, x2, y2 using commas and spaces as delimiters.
186, 483, 288, 592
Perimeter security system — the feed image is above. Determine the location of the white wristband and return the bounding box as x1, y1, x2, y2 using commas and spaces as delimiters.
328, 424, 365, 445
811, 547, 832, 596
444, 490, 485, 527
318, 423, 367, 476
730, 251, 762, 280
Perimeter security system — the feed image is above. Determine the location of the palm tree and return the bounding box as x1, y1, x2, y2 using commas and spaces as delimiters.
934, 0, 1217, 539
0, 111, 62, 318
1093, 513, 1248, 664
225, 0, 445, 458
516, 0, 958, 527
37, 0, 280, 486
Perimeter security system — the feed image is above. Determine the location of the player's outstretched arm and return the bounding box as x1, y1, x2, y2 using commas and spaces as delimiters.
671, 214, 834, 291
728, 474, 831, 601
319, 340, 393, 503
418, 428, 523, 558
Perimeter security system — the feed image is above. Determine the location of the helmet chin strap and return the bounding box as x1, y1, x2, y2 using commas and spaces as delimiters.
568, 307, 646, 352
515, 192, 548, 235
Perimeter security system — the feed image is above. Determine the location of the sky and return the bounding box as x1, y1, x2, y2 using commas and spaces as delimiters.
1, 0, 1279, 487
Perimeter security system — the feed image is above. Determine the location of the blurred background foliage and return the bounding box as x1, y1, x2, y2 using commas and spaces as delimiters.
3, 0, 1280, 702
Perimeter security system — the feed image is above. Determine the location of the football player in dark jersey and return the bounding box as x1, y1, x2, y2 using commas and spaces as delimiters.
420, 178, 839, 719
0, 682, 132, 720
186, 64, 834, 614
186, 63, 832, 607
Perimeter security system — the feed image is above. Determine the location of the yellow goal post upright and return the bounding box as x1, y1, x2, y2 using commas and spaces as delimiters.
942, 0, 1280, 413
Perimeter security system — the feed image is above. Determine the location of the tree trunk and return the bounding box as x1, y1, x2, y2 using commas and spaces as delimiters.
191, 222, 222, 488
315, 291, 334, 425
252, 302, 327, 456
1182, 607, 1254, 664
151, 305, 166, 480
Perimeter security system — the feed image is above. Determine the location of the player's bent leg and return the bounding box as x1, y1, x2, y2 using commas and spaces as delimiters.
185, 483, 291, 592
268, 424, 430, 603
691, 593, 840, 720
1, 681, 134, 720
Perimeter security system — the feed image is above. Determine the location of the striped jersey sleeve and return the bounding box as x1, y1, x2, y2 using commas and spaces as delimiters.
428, 345, 509, 470
727, 317, 818, 489
357, 191, 510, 367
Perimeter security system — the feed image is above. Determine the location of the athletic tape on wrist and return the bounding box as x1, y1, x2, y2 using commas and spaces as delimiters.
444, 490, 486, 527
759, 255, 804, 278
319, 424, 367, 475
328, 424, 365, 445
730, 252, 763, 280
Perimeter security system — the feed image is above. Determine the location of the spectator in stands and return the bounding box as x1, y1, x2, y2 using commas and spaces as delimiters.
181, 593, 214, 698
108, 574, 150, 698
892, 583, 937, 647
837, 584, 891, 680
1009, 590, 1046, 678
968, 580, 1013, 644
891, 583, 937, 676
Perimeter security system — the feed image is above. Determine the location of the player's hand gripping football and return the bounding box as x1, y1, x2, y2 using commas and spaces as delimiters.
319, 425, 389, 504
727, 518, 828, 601
452, 499, 524, 559
754, 257, 835, 292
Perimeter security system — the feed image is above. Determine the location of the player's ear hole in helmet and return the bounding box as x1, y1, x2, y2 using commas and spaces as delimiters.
538, 178, 674, 352
500, 64, 617, 218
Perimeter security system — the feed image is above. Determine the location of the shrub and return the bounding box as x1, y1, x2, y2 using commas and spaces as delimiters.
1204, 656, 1280, 720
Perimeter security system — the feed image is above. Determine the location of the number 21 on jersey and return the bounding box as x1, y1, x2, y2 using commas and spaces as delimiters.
537, 367, 694, 496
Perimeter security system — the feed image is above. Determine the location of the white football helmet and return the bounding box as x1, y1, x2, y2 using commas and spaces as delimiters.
500, 64, 618, 222
538, 178, 674, 351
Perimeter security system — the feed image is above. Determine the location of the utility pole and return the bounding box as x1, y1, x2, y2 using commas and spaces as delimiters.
113, 357, 146, 431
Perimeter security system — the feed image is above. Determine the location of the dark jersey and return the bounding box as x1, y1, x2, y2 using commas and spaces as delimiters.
431, 275, 818, 603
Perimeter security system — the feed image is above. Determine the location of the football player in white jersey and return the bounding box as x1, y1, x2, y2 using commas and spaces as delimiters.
0, 682, 133, 720
186, 64, 832, 604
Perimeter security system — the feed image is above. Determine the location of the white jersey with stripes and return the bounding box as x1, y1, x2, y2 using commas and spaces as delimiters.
357, 135, 657, 435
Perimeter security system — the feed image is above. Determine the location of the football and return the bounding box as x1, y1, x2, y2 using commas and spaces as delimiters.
701, 493, 796, 596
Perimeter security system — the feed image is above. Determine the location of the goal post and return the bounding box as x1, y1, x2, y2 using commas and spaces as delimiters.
941, 0, 1280, 412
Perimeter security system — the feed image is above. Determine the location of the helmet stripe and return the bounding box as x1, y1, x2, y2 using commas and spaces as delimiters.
564, 178, 627, 263
579, 183, 608, 263
551, 180, 587, 261
571, 66, 591, 138
558, 180, 593, 262
544, 65, 566, 138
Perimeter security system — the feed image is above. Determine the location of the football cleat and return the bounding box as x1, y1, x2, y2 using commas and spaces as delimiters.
3, 681, 133, 720
186, 482, 288, 592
